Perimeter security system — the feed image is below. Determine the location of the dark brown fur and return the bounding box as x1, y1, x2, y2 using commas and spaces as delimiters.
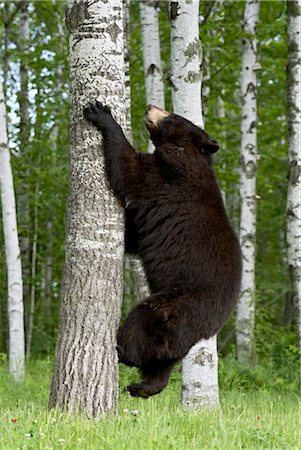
84, 102, 242, 398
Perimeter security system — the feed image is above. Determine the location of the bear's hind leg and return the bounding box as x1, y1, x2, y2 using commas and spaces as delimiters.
126, 361, 176, 398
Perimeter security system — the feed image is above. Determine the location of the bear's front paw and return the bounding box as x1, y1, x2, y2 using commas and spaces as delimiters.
83, 101, 112, 129
95, 100, 112, 115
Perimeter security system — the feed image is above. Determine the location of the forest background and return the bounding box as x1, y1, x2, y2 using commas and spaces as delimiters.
0, 0, 300, 448
0, 0, 299, 414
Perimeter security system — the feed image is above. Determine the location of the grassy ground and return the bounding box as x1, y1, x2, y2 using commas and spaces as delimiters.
0, 359, 300, 450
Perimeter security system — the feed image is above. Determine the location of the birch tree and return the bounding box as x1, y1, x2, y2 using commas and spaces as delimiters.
18, 0, 31, 314
286, 0, 301, 393
0, 81, 25, 382
236, 0, 260, 364
170, 0, 219, 409
49, 0, 125, 418
140, 0, 165, 152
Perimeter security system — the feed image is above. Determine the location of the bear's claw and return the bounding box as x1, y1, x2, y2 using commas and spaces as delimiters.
83, 101, 112, 125
83, 100, 114, 133
95, 100, 112, 115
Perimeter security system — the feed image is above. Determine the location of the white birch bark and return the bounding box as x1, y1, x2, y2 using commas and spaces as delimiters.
286, 0, 301, 394
236, 0, 260, 364
0, 81, 25, 382
170, 0, 219, 409
130, 257, 150, 303
49, 0, 125, 418
140, 0, 165, 152
202, 40, 210, 119
123, 0, 132, 143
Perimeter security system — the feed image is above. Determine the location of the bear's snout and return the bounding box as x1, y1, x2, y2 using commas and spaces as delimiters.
145, 105, 171, 129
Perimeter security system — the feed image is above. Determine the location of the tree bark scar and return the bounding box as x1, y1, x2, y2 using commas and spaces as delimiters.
170, 2, 179, 21
147, 63, 160, 76
66, 2, 89, 33
107, 22, 122, 44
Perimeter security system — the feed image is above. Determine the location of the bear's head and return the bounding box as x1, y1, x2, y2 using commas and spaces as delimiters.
144, 105, 219, 155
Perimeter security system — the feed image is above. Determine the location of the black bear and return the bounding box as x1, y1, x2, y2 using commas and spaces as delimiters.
84, 101, 242, 398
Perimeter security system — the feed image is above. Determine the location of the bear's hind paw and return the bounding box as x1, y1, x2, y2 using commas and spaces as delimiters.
125, 383, 152, 398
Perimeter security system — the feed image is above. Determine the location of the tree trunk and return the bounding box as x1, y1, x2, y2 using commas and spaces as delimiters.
169, 0, 219, 409
140, 0, 165, 152
236, 0, 260, 365
0, 81, 25, 382
49, 0, 125, 418
286, 0, 301, 394
18, 0, 31, 330
130, 257, 150, 304
1, 2, 11, 356
26, 183, 39, 361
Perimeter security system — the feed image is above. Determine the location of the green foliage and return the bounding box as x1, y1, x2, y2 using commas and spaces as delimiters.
0, 0, 298, 389
0, 360, 299, 449
0, 0, 69, 355
199, 0, 295, 359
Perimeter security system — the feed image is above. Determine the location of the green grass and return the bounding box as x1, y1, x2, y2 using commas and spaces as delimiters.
0, 359, 300, 450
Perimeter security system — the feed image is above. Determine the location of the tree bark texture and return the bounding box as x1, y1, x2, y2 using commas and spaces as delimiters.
286, 0, 301, 394
49, 0, 125, 418
0, 81, 25, 382
170, 0, 203, 127
236, 0, 260, 364
170, 0, 219, 409
130, 257, 150, 304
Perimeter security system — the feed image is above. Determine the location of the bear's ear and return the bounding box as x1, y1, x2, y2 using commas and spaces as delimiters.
199, 131, 219, 155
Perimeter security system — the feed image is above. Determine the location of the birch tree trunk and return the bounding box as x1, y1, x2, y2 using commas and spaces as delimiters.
236, 0, 260, 364
49, 0, 125, 418
18, 0, 31, 319
140, 0, 165, 153
286, 0, 301, 394
0, 81, 25, 382
170, 0, 219, 409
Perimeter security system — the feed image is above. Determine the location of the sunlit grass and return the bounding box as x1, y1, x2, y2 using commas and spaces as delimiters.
0, 359, 300, 449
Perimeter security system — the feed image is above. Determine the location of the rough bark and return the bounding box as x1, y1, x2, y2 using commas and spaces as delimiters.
0, 81, 25, 382
49, 0, 125, 418
170, 0, 219, 409
286, 0, 301, 394
140, 0, 165, 153
236, 0, 260, 365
